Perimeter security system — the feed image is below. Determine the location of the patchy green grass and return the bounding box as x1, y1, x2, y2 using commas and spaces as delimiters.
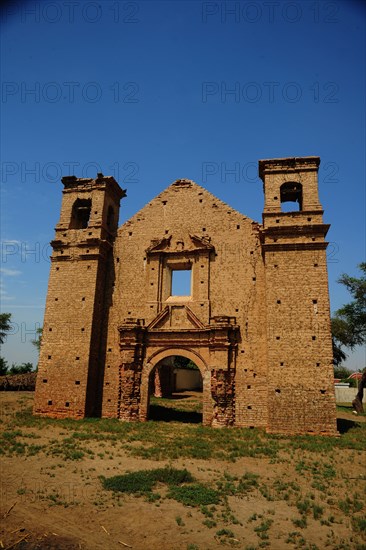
338, 494, 364, 515
175, 515, 185, 526
292, 516, 308, 529
0, 429, 45, 457
150, 394, 203, 414
254, 518, 273, 541
337, 404, 366, 416
352, 516, 366, 533
4, 405, 366, 464
203, 518, 216, 528
0, 430, 27, 456
2, 393, 366, 550
216, 471, 259, 498
101, 467, 193, 495
167, 484, 221, 507
101, 467, 220, 507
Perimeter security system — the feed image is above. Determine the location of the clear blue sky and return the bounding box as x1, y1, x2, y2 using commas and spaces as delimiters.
1, 0, 365, 370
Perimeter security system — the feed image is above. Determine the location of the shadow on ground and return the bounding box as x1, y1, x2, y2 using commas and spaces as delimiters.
149, 404, 202, 423
337, 417, 361, 434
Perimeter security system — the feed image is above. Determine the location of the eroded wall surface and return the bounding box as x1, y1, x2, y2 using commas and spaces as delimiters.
34, 158, 337, 435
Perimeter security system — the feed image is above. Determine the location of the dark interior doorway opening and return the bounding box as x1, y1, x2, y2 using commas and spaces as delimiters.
147, 355, 203, 423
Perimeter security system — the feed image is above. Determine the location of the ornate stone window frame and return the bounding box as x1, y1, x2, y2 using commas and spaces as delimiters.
145, 234, 215, 308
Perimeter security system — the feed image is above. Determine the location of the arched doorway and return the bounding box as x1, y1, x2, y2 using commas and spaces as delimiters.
148, 355, 203, 423
139, 348, 211, 425
117, 314, 238, 426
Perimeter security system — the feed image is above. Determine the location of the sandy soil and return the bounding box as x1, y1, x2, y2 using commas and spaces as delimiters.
0, 392, 365, 550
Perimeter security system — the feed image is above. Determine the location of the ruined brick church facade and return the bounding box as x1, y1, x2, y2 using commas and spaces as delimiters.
34, 157, 337, 435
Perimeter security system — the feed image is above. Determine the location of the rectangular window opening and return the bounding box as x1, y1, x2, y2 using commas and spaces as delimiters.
171, 268, 192, 297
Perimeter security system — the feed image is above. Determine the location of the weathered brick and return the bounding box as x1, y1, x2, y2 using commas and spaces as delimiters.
33, 158, 337, 435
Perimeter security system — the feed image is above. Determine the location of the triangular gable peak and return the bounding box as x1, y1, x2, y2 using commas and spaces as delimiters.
147, 305, 207, 331
119, 178, 256, 230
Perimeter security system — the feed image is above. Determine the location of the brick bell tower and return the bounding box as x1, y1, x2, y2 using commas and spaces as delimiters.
34, 174, 126, 418
259, 157, 337, 435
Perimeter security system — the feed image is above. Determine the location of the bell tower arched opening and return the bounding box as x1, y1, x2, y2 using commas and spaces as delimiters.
280, 181, 303, 212
69, 198, 92, 229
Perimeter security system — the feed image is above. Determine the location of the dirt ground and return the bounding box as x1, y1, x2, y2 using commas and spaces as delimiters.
0, 392, 365, 550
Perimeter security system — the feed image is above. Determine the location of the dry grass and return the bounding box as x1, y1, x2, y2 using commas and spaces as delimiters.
0, 391, 365, 550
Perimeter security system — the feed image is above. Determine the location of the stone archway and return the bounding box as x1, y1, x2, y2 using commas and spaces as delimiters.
117, 312, 239, 426
139, 348, 211, 424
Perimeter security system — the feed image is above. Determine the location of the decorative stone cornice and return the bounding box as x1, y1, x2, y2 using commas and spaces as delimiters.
146, 233, 215, 255
259, 156, 320, 180
61, 173, 126, 201
261, 223, 330, 239
261, 242, 328, 253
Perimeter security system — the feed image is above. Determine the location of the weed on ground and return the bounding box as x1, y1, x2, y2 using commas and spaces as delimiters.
1, 392, 366, 550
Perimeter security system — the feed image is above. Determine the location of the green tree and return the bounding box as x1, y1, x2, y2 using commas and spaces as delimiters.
0, 356, 8, 376
173, 356, 198, 370
332, 263, 366, 365
333, 365, 353, 380
0, 313, 12, 376
0, 312, 12, 344
332, 318, 350, 366
9, 362, 34, 375
31, 327, 42, 352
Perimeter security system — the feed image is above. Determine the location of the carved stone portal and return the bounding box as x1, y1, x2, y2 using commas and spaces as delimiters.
117, 309, 239, 425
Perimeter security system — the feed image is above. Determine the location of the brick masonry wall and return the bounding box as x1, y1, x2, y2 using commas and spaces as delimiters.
101, 180, 268, 427
264, 248, 336, 434
260, 157, 337, 435
34, 257, 101, 418
34, 159, 338, 435
34, 176, 123, 419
